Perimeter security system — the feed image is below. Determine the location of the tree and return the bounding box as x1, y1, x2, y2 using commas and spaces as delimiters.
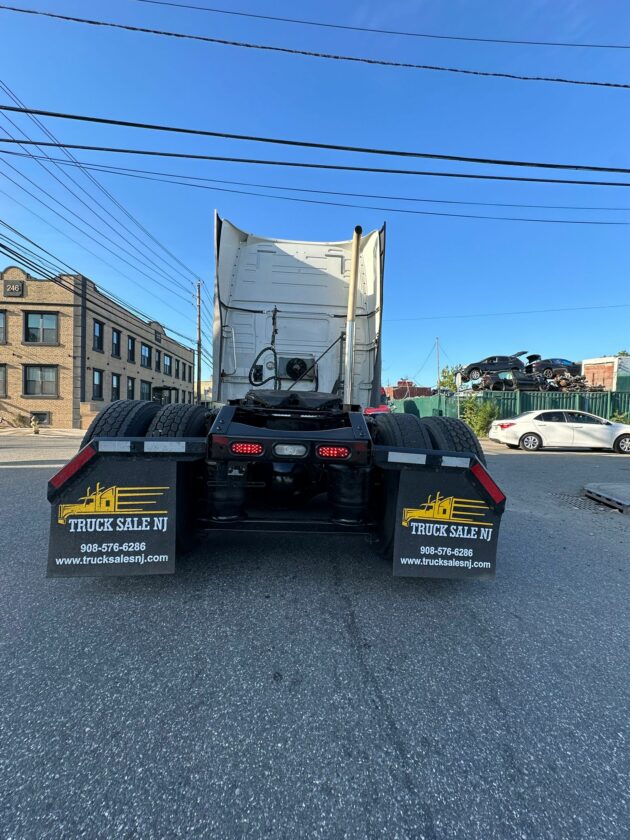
438, 365, 459, 391
618, 349, 629, 357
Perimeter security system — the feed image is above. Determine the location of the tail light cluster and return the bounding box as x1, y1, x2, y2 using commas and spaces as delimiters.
222, 440, 353, 461
316, 445, 350, 460
229, 442, 264, 456
498, 422, 516, 430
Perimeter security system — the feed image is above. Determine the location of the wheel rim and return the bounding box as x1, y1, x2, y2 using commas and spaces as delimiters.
522, 435, 539, 450
470, 369, 481, 381
543, 369, 553, 378
619, 436, 630, 453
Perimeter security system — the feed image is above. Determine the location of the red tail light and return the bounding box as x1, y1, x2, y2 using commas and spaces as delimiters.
470, 462, 506, 504
498, 422, 516, 430
317, 445, 351, 460
230, 441, 264, 456
49, 444, 97, 489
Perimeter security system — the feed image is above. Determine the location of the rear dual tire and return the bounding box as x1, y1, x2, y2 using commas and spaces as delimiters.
146, 403, 211, 438
80, 399, 161, 449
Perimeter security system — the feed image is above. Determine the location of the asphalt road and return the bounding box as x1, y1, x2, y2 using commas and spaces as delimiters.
1, 434, 628, 839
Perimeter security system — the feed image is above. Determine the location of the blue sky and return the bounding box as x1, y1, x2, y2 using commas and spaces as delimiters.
1, 0, 630, 385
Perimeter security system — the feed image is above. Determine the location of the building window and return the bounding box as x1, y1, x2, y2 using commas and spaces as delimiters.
175, 359, 180, 379
24, 365, 58, 396
140, 380, 152, 401
24, 312, 58, 344
127, 376, 135, 399
0, 311, 6, 343
0, 364, 6, 397
140, 343, 152, 369
92, 369, 103, 400
163, 354, 172, 376
155, 349, 161, 372
127, 336, 136, 363
181, 363, 186, 381
188, 364, 192, 383
93, 320, 104, 352
111, 372, 121, 401
154, 330, 162, 344
112, 328, 121, 358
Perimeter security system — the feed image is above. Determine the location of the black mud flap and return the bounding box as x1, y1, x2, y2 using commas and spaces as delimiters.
381, 449, 505, 580
47, 455, 177, 577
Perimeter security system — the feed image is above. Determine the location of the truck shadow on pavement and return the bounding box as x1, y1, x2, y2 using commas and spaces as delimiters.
73, 531, 473, 600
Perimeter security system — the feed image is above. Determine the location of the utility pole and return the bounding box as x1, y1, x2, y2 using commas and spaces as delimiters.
196, 281, 202, 404
436, 336, 441, 415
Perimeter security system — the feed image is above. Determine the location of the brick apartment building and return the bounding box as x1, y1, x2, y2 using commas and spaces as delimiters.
0, 266, 195, 429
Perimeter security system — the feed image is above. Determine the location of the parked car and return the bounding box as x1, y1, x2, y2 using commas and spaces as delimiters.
461, 351, 527, 381
474, 370, 549, 392
524, 355, 581, 378
489, 410, 630, 453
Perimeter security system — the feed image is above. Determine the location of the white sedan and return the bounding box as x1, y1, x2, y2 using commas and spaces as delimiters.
489, 410, 630, 453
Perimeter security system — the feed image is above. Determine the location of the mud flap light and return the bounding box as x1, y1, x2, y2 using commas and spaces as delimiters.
470, 462, 506, 505
49, 444, 97, 490
317, 445, 351, 460
230, 442, 264, 456
273, 443, 308, 457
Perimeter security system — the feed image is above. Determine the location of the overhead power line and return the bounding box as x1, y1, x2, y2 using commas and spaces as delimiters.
0, 163, 195, 317
3, 142, 630, 189
2, 103, 630, 175
1, 5, 629, 90
0, 81, 197, 290
0, 112, 191, 293
5, 150, 630, 213
0, 183, 196, 308
131, 0, 630, 51
385, 302, 630, 322
3, 148, 629, 226
0, 220, 196, 347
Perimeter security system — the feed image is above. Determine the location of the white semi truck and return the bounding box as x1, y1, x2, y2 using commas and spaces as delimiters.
47, 217, 505, 579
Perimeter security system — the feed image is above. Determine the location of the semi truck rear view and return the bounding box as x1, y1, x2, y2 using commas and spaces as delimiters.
47, 216, 505, 579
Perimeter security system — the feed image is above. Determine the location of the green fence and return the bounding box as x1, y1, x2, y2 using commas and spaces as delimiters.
394, 391, 630, 421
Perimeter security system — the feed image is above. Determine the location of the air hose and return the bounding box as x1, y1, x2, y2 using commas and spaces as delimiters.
248, 307, 280, 389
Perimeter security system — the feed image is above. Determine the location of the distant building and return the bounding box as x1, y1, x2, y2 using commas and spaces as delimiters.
384, 380, 433, 401
0, 266, 195, 428
582, 356, 630, 392
199, 379, 213, 403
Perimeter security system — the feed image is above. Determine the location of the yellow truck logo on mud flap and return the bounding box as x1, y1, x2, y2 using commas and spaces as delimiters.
58, 483, 169, 525
402, 492, 492, 527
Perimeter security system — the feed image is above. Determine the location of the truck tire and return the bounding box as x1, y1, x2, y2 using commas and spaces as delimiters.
80, 400, 161, 449
370, 413, 433, 558
146, 403, 211, 438
419, 416, 486, 466
146, 404, 213, 555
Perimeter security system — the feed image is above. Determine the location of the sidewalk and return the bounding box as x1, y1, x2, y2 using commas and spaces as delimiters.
0, 427, 84, 438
